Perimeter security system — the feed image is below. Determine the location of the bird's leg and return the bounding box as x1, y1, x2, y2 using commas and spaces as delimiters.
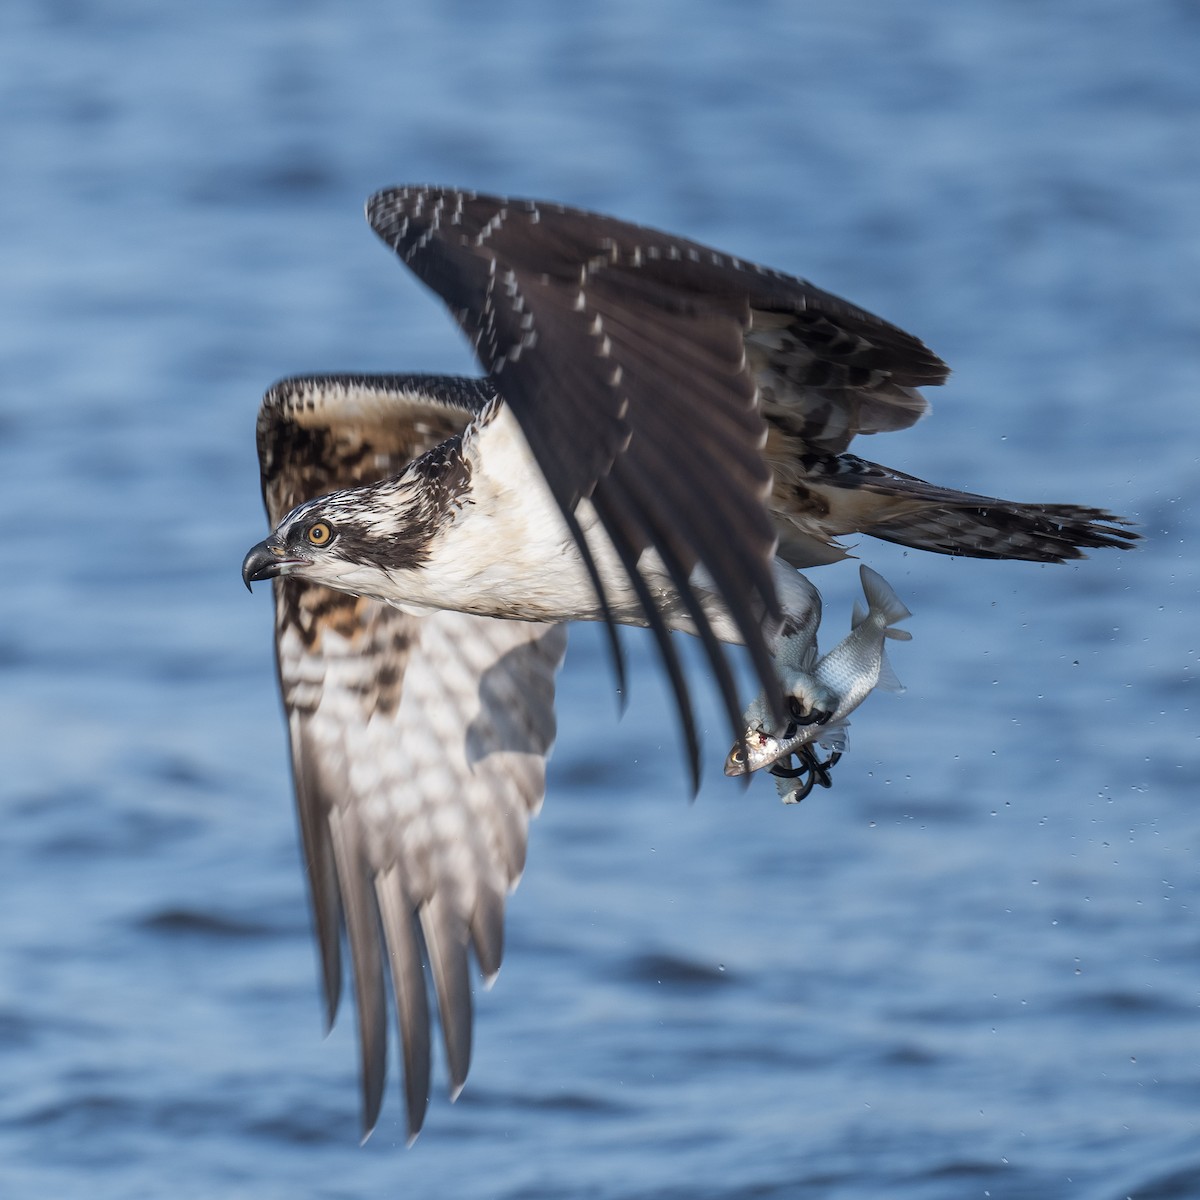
769, 745, 841, 784
771, 744, 842, 804
773, 756, 818, 804
765, 566, 835, 727
726, 563, 842, 784
769, 745, 843, 806
767, 645, 835, 736
768, 749, 810, 779
787, 694, 832, 728
802, 746, 842, 789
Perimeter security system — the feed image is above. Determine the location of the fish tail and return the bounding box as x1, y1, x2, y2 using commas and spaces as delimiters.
858, 565, 912, 639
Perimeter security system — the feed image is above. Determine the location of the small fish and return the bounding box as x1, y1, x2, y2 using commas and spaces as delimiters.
722, 706, 847, 778
725, 564, 911, 779
721, 578, 834, 777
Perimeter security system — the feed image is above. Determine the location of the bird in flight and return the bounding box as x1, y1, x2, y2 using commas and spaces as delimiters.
242, 185, 1136, 1142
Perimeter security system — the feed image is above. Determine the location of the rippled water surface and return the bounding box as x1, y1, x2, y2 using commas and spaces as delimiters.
2, 2, 1198, 1197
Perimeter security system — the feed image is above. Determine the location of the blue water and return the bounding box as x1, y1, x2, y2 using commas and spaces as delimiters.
2, 1, 1198, 1196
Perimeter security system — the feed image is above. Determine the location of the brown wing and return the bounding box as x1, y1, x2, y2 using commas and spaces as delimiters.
365, 186, 948, 782
258, 374, 566, 1141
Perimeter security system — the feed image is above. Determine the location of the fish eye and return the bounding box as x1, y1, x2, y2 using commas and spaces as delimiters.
729, 747, 745, 764
306, 520, 334, 547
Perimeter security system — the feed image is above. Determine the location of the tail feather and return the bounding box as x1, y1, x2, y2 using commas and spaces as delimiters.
867, 500, 1138, 563
800, 454, 1139, 565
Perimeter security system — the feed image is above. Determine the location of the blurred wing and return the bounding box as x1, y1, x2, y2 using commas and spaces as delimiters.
276, 597, 564, 1143
366, 186, 948, 780
257, 374, 567, 1141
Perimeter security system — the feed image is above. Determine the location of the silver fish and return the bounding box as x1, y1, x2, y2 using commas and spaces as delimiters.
725, 564, 911, 779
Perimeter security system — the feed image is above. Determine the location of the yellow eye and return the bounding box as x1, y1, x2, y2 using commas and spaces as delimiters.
307, 520, 333, 546
730, 747, 745, 765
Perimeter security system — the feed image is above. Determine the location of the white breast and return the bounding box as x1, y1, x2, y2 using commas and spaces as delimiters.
413, 406, 630, 623
384, 406, 814, 647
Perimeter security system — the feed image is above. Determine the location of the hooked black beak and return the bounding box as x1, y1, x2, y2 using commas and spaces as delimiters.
242, 537, 293, 591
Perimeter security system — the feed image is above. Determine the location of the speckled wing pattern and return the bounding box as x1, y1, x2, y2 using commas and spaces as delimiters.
367, 186, 1134, 600
770, 452, 1138, 565
257, 374, 567, 1142
365, 185, 951, 782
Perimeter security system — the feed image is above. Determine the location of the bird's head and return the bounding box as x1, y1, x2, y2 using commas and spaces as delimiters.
242, 481, 438, 597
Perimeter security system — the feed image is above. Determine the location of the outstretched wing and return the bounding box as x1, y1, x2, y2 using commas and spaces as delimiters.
365, 186, 948, 784
257, 375, 567, 1141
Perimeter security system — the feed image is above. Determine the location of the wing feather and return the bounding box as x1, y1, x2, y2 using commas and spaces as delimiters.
366, 188, 788, 767
326, 800, 389, 1133
420, 889, 473, 1101
290, 719, 343, 1030
364, 186, 952, 767
258, 375, 567, 1141
373, 866, 431, 1145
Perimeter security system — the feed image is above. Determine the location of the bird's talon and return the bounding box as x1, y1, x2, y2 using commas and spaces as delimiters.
769, 745, 842, 793
786, 696, 832, 728
806, 747, 842, 789
779, 765, 817, 804
769, 758, 809, 780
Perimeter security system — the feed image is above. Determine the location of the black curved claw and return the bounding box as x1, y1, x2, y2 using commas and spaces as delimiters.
769, 746, 842, 783
804, 746, 842, 790
768, 756, 810, 779
788, 771, 818, 803
768, 747, 844, 805
769, 757, 818, 803
786, 696, 833, 728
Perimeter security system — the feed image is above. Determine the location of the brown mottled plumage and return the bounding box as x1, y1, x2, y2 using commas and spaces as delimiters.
257, 374, 565, 1141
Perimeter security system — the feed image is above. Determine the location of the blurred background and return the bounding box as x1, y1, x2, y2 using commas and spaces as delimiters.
1, 1, 1197, 1197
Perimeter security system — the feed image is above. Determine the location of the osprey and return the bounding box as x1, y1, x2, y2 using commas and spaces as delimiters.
242, 185, 1135, 1141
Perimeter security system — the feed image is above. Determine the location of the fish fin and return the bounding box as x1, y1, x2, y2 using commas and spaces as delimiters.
858, 565, 912, 631
875, 646, 906, 694
851, 599, 868, 629
816, 721, 849, 752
